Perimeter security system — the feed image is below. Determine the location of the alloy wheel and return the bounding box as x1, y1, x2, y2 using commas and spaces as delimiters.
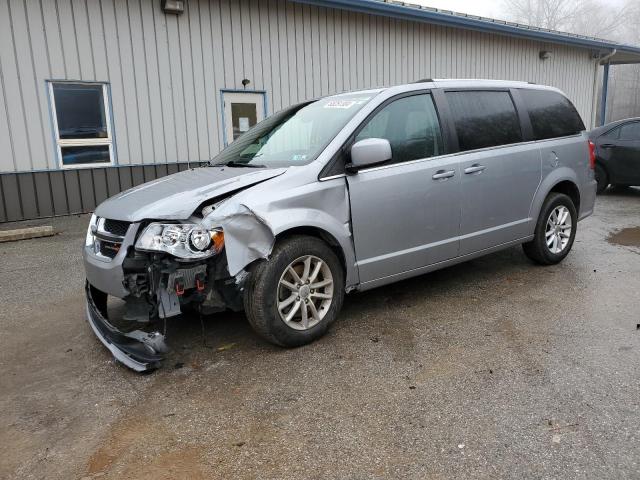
277, 255, 334, 330
545, 205, 572, 254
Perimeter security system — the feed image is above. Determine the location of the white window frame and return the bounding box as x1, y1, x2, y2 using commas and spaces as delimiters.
48, 81, 114, 169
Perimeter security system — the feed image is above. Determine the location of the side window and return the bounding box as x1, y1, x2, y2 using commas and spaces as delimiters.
602, 127, 620, 140
618, 122, 640, 141
445, 91, 522, 152
49, 82, 114, 167
355, 94, 443, 164
519, 89, 585, 140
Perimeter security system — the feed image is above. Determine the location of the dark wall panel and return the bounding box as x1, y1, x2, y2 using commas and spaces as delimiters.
131, 166, 145, 187
142, 166, 156, 183
93, 169, 109, 206
50, 171, 69, 216
1, 175, 22, 221
0, 182, 6, 223
33, 172, 54, 218
78, 169, 96, 212
106, 169, 121, 197
17, 174, 38, 220
0, 162, 200, 222
66, 171, 83, 214
118, 168, 133, 192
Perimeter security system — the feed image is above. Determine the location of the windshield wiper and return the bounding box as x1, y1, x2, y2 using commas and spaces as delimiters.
223, 161, 267, 168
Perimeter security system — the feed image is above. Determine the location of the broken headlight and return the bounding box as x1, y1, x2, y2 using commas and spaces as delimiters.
135, 223, 224, 259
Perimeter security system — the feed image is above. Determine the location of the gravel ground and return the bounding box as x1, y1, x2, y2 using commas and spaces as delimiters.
1, 188, 639, 480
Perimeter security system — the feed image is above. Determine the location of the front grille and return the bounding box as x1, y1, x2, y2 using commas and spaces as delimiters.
103, 219, 131, 237
99, 240, 121, 259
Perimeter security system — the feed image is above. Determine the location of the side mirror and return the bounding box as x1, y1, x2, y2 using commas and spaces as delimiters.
348, 138, 392, 171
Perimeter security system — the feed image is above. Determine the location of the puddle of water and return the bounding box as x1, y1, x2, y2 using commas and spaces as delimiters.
607, 227, 640, 248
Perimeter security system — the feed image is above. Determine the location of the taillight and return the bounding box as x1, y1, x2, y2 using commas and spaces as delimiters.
588, 140, 596, 170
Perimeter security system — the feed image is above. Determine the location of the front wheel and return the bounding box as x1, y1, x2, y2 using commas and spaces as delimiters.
522, 193, 577, 265
244, 235, 345, 347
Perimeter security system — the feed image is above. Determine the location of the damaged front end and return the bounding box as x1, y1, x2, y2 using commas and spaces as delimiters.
83, 203, 262, 371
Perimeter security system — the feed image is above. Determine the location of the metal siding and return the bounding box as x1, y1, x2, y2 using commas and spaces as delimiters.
0, 0, 601, 221
65, 170, 83, 214
178, 0, 199, 162
0, 0, 32, 171
50, 171, 69, 216
17, 173, 38, 219
92, 168, 109, 206
128, 0, 155, 165
78, 168, 95, 211
33, 172, 54, 218
1, 174, 22, 221
105, 167, 120, 196
140, 0, 166, 163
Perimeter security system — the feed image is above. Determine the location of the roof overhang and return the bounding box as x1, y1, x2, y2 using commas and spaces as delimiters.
292, 0, 640, 64
607, 50, 640, 65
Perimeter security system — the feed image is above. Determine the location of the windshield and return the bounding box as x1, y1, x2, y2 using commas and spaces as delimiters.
211, 93, 375, 168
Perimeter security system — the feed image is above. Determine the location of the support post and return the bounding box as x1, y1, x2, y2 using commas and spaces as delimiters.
599, 62, 610, 126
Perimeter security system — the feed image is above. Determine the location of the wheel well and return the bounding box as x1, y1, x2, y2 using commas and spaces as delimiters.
549, 180, 580, 212
595, 161, 609, 178
275, 226, 347, 274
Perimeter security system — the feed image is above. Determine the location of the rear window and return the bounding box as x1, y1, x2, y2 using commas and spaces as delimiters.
519, 89, 585, 140
618, 122, 640, 140
446, 91, 523, 152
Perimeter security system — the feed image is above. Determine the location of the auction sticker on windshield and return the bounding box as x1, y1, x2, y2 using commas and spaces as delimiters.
324, 100, 356, 109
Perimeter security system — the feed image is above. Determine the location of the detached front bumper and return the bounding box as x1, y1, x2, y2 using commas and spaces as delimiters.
85, 283, 168, 372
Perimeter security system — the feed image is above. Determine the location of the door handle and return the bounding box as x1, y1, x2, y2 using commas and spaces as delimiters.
601, 143, 615, 148
432, 170, 455, 180
464, 164, 486, 174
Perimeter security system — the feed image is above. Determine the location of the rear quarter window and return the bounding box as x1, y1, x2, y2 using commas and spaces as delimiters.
618, 122, 640, 140
519, 89, 585, 140
445, 90, 523, 152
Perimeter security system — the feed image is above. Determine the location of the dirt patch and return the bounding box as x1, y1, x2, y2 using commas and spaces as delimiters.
86, 414, 207, 479
607, 227, 640, 248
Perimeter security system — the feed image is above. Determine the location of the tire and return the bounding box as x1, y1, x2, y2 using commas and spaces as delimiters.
244, 235, 345, 347
595, 164, 608, 194
522, 192, 577, 265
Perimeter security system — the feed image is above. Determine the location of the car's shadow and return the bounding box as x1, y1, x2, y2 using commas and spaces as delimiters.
600, 185, 640, 197
159, 244, 534, 366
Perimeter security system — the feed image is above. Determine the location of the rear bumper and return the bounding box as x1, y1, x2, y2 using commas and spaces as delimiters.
85, 282, 167, 372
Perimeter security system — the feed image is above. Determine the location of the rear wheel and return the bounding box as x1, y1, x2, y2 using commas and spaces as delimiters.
595, 164, 609, 194
244, 235, 345, 347
523, 193, 577, 265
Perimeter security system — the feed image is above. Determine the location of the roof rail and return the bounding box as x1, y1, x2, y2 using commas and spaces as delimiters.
413, 78, 434, 83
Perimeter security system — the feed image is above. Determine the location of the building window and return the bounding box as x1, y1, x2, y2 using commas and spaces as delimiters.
48, 82, 114, 168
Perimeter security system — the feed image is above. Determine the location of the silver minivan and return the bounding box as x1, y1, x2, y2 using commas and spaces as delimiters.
84, 80, 597, 371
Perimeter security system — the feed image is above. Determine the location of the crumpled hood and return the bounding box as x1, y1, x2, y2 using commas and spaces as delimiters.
94, 166, 287, 221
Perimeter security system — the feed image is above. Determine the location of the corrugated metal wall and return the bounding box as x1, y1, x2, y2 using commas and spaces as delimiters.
0, 0, 598, 220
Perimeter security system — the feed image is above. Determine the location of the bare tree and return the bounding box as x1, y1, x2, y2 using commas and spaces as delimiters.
502, 0, 628, 39
502, 0, 640, 123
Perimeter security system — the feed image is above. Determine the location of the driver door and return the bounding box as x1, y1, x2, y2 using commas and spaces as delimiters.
346, 93, 461, 284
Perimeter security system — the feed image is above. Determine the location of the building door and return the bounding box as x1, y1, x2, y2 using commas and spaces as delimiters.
222, 91, 265, 146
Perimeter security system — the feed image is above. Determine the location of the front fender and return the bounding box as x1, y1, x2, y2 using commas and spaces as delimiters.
201, 177, 359, 290
268, 208, 358, 289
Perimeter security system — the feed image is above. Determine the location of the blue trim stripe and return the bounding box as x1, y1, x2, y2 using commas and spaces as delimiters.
294, 0, 640, 56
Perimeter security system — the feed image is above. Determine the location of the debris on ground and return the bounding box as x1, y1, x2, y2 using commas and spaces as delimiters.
217, 343, 238, 352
